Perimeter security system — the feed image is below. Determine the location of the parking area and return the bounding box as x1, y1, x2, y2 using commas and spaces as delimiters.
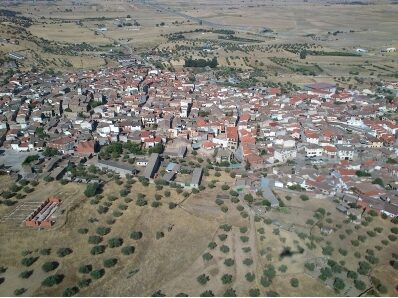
0, 149, 39, 172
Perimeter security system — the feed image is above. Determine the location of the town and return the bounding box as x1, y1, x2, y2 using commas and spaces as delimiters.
1, 65, 397, 218
1, 0, 398, 295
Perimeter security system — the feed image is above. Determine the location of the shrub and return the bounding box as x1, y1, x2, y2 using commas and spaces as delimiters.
19, 270, 33, 279
42, 274, 64, 287
21, 257, 38, 267
354, 279, 366, 291
218, 234, 227, 241
240, 236, 249, 243
220, 224, 232, 232
78, 264, 92, 274
197, 273, 209, 285
152, 290, 166, 297
333, 277, 345, 290
357, 261, 371, 275
221, 184, 230, 191
300, 195, 309, 201
223, 288, 236, 297
151, 201, 161, 208
200, 290, 214, 297
243, 258, 253, 266
202, 253, 213, 262
220, 245, 230, 253
290, 278, 299, 287
136, 197, 147, 206
221, 274, 233, 284
260, 276, 271, 287
108, 238, 123, 248
78, 228, 89, 234
77, 278, 91, 288
246, 272, 255, 282
14, 288, 26, 296
240, 226, 248, 233
121, 246, 135, 255
42, 261, 59, 272
224, 258, 235, 267
304, 263, 315, 271
156, 232, 164, 240
84, 183, 100, 198
63, 286, 79, 297
96, 227, 111, 236
88, 235, 103, 244
130, 231, 143, 240
249, 288, 260, 297
90, 245, 105, 255
57, 248, 72, 257
344, 271, 357, 281
103, 258, 118, 268
208, 242, 217, 249
90, 269, 105, 280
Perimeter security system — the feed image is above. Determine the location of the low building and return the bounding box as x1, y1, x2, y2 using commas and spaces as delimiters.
191, 167, 203, 188
97, 159, 138, 177
143, 153, 160, 179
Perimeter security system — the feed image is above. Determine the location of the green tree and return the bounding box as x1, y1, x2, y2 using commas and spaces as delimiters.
290, 278, 299, 287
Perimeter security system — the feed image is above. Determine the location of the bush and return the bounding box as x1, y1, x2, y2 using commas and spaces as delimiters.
220, 224, 232, 232
240, 236, 249, 243
224, 258, 235, 266
290, 278, 299, 287
208, 242, 217, 249
103, 258, 118, 268
220, 245, 230, 253
304, 263, 315, 271
78, 228, 89, 234
202, 253, 213, 262
200, 290, 214, 297
90, 245, 105, 255
77, 278, 91, 288
57, 248, 72, 257
156, 231, 164, 240
121, 246, 135, 255
90, 269, 105, 280
249, 288, 260, 297
333, 277, 345, 290
19, 270, 33, 279
108, 238, 123, 248
151, 201, 161, 208
221, 274, 233, 284
347, 270, 357, 279
84, 183, 100, 198
240, 227, 248, 233
246, 272, 255, 282
300, 194, 309, 201
96, 227, 111, 236
42, 261, 59, 272
218, 234, 227, 241
14, 288, 27, 296
223, 288, 236, 297
21, 257, 38, 267
354, 279, 366, 291
88, 235, 103, 244
197, 273, 209, 285
136, 197, 147, 206
42, 274, 64, 287
63, 286, 79, 297
243, 258, 253, 266
78, 264, 92, 274
130, 231, 143, 240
